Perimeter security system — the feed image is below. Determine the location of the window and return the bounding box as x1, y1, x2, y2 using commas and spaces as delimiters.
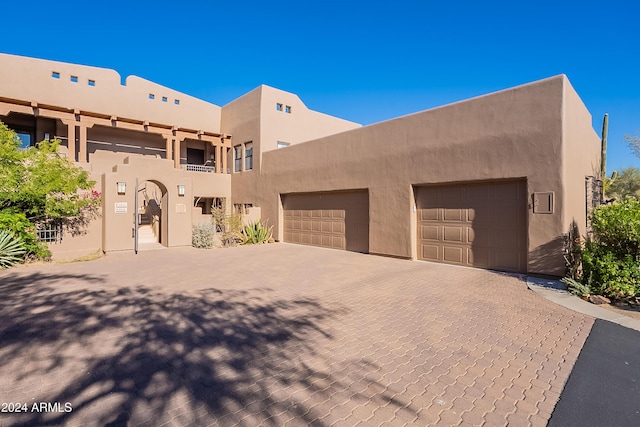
52, 71, 60, 79
234, 145, 242, 172
277, 141, 290, 149
276, 103, 283, 111
70, 76, 78, 83
149, 93, 155, 100
162, 96, 167, 102
174, 99, 180, 105
37, 221, 62, 243
16, 131, 32, 150
285, 105, 292, 113
244, 142, 253, 170
88, 79, 95, 86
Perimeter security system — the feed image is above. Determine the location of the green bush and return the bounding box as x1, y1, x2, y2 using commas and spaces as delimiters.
581, 241, 639, 299
192, 222, 216, 249
0, 230, 26, 268
590, 197, 640, 258
242, 220, 273, 245
565, 198, 640, 300
0, 212, 49, 259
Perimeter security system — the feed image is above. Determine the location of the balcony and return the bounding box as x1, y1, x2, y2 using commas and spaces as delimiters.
181, 163, 216, 173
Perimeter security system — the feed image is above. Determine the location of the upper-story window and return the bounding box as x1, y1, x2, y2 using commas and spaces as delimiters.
285, 105, 292, 113
234, 145, 242, 172
276, 103, 283, 111
88, 79, 96, 86
162, 96, 168, 102
70, 76, 79, 83
51, 71, 60, 79
149, 94, 155, 100
244, 142, 253, 170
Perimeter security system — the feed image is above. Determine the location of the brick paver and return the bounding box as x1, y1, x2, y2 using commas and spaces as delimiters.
0, 243, 593, 426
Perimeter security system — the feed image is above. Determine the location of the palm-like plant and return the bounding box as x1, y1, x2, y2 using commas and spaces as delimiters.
0, 230, 26, 268
242, 220, 273, 245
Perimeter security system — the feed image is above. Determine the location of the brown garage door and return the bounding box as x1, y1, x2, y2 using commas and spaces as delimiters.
416, 180, 527, 273
283, 191, 369, 253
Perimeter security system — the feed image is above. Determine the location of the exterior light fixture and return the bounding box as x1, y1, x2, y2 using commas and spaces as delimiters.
177, 185, 186, 196
117, 182, 126, 195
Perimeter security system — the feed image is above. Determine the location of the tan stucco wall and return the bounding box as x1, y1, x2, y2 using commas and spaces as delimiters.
562, 79, 602, 232
223, 85, 361, 206
47, 171, 103, 261
232, 76, 594, 276
0, 53, 221, 132
101, 156, 230, 252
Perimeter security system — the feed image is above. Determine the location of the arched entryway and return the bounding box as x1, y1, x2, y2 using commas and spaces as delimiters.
137, 180, 168, 250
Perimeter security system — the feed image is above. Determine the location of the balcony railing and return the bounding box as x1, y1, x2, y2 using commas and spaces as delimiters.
182, 164, 216, 173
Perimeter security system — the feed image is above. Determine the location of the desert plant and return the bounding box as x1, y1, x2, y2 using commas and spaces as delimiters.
590, 197, 640, 258
0, 212, 49, 259
192, 222, 216, 249
242, 220, 273, 245
563, 220, 582, 280
581, 241, 640, 299
0, 230, 26, 268
221, 213, 244, 247
211, 206, 226, 233
560, 277, 591, 298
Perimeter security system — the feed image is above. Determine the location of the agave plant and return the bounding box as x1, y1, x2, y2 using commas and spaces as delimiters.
0, 230, 26, 268
560, 277, 591, 298
242, 220, 273, 245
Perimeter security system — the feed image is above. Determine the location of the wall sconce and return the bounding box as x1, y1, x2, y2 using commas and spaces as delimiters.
117, 182, 126, 195
177, 185, 186, 196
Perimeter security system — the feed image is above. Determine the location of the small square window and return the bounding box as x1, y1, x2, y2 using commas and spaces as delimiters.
174, 99, 180, 105
285, 105, 292, 113
70, 76, 78, 83
276, 103, 283, 111
52, 71, 60, 79
162, 96, 167, 102
149, 94, 155, 100
88, 79, 95, 86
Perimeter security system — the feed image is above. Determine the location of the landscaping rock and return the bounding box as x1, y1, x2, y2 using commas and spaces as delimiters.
589, 295, 611, 305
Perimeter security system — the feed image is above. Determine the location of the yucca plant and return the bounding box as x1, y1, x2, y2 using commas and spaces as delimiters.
242, 220, 273, 245
560, 277, 591, 298
0, 230, 26, 268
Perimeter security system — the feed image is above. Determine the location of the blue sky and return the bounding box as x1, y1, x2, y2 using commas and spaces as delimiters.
2, 0, 638, 172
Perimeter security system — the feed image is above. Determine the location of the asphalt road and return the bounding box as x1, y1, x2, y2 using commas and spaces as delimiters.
549, 319, 640, 427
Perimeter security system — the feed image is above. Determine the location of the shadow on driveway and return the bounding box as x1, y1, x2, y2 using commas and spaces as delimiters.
0, 272, 397, 426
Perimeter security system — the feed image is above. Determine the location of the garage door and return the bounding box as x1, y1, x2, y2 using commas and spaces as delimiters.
283, 191, 369, 253
416, 180, 527, 273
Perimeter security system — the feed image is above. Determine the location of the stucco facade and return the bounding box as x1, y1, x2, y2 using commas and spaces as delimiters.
0, 53, 600, 276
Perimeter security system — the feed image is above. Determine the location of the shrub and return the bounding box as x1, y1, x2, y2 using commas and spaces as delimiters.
221, 213, 244, 247
581, 241, 640, 299
0, 212, 49, 259
590, 197, 640, 259
192, 222, 216, 249
0, 230, 26, 268
211, 206, 226, 233
242, 220, 273, 245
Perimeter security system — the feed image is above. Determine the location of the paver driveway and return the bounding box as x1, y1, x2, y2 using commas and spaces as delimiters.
0, 243, 592, 426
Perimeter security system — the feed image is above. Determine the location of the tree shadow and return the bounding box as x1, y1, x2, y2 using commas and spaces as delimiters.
0, 272, 405, 426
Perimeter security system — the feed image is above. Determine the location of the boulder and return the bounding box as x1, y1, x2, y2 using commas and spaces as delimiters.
589, 295, 611, 305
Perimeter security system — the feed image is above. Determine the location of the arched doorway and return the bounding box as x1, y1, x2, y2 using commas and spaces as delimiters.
137, 180, 168, 249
